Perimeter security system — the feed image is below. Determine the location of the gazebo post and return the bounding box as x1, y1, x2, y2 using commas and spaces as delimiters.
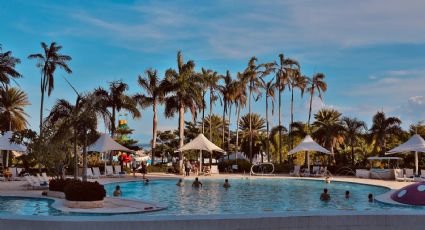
415, 151, 419, 175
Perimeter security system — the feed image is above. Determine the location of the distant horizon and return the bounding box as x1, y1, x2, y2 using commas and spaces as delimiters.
1, 0, 424, 144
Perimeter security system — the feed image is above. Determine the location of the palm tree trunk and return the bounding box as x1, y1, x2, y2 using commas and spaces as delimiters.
249, 81, 253, 163
109, 106, 116, 163
235, 104, 241, 158
73, 127, 78, 180
178, 102, 185, 173
152, 101, 158, 166
39, 73, 46, 139
209, 88, 213, 141
278, 85, 282, 164
227, 103, 232, 159
351, 143, 355, 167
222, 101, 226, 150
202, 91, 205, 133
290, 84, 294, 149
307, 88, 314, 129
266, 95, 270, 162
82, 129, 88, 182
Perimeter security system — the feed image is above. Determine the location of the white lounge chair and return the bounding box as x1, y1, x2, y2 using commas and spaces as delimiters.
290, 165, 301, 176
105, 165, 120, 177
9, 167, 23, 181
86, 168, 99, 179
404, 168, 415, 181
25, 176, 48, 190
421, 169, 425, 179
311, 166, 320, 177
36, 173, 48, 185
41, 172, 50, 183
394, 169, 405, 182
113, 165, 125, 177
92, 167, 104, 178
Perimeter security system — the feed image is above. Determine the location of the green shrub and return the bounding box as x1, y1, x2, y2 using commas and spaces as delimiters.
64, 181, 106, 201
49, 178, 79, 192
147, 165, 168, 173
218, 160, 252, 173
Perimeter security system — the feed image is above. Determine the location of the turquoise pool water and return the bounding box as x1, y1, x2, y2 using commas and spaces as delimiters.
0, 196, 62, 216
104, 178, 425, 216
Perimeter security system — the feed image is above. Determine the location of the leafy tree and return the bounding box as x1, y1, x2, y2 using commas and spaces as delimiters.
0, 46, 22, 87
261, 78, 276, 161
0, 87, 30, 131
28, 42, 72, 138
369, 111, 402, 155
307, 73, 327, 128
341, 117, 367, 166
239, 113, 266, 162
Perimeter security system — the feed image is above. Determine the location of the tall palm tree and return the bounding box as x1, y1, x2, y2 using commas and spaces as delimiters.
369, 111, 402, 155
0, 87, 30, 131
289, 72, 309, 148
205, 70, 221, 141
94, 80, 140, 137
0, 47, 22, 87
219, 70, 235, 151
275, 54, 298, 163
312, 108, 344, 165
241, 57, 274, 162
341, 117, 367, 166
234, 73, 247, 156
134, 69, 165, 166
307, 73, 327, 129
261, 78, 276, 161
198, 68, 211, 134
48, 93, 110, 181
163, 51, 203, 170
28, 42, 72, 138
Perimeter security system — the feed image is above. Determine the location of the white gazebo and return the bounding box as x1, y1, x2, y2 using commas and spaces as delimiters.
176, 134, 225, 173
0, 131, 27, 167
288, 135, 330, 171
387, 134, 425, 175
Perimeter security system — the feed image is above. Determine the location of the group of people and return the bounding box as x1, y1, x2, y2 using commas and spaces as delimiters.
131, 159, 147, 178
176, 178, 231, 189
113, 178, 150, 197
320, 188, 374, 202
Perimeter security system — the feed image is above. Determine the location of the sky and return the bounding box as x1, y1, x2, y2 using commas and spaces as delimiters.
1, 0, 425, 145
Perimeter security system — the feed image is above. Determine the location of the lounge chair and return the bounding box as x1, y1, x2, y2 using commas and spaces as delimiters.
290, 165, 301, 176
211, 165, 219, 174
404, 168, 415, 181
37, 173, 48, 185
113, 165, 125, 177
25, 176, 48, 190
41, 172, 50, 183
394, 169, 405, 182
86, 168, 99, 179
311, 166, 320, 177
105, 165, 120, 177
92, 167, 104, 178
9, 167, 23, 181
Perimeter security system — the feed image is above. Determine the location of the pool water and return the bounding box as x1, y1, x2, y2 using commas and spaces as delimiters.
104, 178, 425, 216
0, 196, 63, 216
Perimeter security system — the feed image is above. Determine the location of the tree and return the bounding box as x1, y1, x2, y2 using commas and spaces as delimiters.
341, 117, 367, 166
0, 87, 30, 131
275, 54, 298, 163
241, 57, 274, 162
134, 69, 165, 165
369, 111, 402, 155
0, 46, 22, 87
94, 80, 140, 137
312, 108, 344, 165
234, 73, 247, 156
204, 69, 221, 141
47, 93, 110, 181
289, 72, 308, 148
239, 113, 266, 161
28, 42, 72, 138
163, 51, 203, 171
307, 73, 327, 129
219, 70, 236, 152
261, 78, 276, 161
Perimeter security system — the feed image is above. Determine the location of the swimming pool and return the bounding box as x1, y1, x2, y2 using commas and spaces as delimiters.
0, 196, 63, 216
104, 178, 425, 216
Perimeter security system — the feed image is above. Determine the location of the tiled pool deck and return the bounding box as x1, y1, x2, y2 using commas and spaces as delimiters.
0, 173, 421, 230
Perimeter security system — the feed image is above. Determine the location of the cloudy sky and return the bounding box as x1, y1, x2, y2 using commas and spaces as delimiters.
1, 0, 425, 144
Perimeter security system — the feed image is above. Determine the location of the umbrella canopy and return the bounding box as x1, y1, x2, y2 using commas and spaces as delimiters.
288, 135, 330, 155
387, 134, 425, 174
288, 135, 330, 172
0, 131, 27, 152
87, 133, 131, 153
176, 134, 225, 153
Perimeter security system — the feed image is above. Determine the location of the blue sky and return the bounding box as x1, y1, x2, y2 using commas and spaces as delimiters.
1, 0, 425, 144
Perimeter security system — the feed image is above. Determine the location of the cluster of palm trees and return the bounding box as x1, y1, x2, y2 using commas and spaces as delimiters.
1, 41, 424, 176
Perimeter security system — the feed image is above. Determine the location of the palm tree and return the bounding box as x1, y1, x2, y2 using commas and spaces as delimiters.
202, 114, 227, 147
289, 72, 309, 148
28, 42, 72, 138
307, 73, 327, 129
0, 47, 22, 87
241, 57, 274, 162
163, 51, 203, 170
0, 87, 30, 131
369, 111, 402, 155
275, 54, 299, 163
239, 113, 266, 161
47, 93, 110, 181
205, 69, 221, 141
234, 74, 247, 156
269, 125, 288, 162
134, 69, 165, 166
94, 80, 140, 137
341, 117, 367, 166
198, 68, 211, 133
261, 78, 276, 161
219, 70, 235, 152
312, 108, 344, 164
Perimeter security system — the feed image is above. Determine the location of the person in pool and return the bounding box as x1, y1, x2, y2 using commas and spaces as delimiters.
192, 177, 202, 188
368, 193, 374, 202
144, 178, 150, 184
324, 176, 331, 184
113, 185, 122, 197
223, 179, 231, 188
345, 191, 350, 199
320, 188, 330, 201
176, 179, 184, 187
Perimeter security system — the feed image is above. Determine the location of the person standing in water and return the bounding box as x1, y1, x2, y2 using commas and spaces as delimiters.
320, 188, 330, 201
176, 179, 184, 187
223, 179, 231, 188
192, 177, 202, 188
